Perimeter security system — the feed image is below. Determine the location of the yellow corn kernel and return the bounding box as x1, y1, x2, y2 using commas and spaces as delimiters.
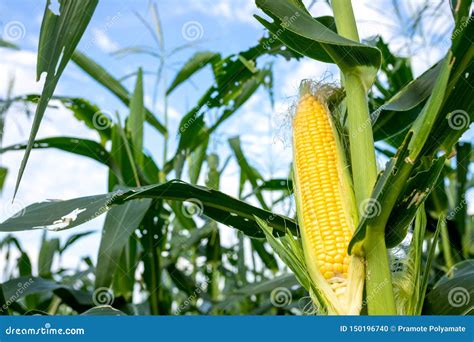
292, 82, 364, 315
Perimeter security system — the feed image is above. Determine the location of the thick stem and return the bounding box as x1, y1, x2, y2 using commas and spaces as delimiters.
332, 0, 360, 41
365, 230, 397, 314
332, 0, 396, 315
344, 73, 378, 204
440, 219, 454, 269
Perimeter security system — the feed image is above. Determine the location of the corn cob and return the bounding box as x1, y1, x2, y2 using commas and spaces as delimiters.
292, 81, 364, 315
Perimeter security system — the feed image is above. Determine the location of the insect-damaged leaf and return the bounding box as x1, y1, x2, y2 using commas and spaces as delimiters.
255, 0, 381, 86
14, 0, 98, 198
0, 180, 297, 238
384, 156, 446, 246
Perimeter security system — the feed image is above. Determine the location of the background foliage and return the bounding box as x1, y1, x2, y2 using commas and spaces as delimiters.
0, 0, 472, 315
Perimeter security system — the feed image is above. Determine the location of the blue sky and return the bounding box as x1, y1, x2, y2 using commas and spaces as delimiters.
0, 0, 470, 273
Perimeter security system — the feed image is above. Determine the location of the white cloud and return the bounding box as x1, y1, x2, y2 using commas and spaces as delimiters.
90, 28, 120, 53
0, 0, 470, 274
174, 0, 258, 26
0, 49, 107, 269
0, 50, 42, 95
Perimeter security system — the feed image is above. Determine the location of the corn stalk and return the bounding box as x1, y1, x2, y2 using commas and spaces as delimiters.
331, 0, 396, 314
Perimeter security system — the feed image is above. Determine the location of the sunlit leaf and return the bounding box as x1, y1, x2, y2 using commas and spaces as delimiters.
72, 51, 166, 134
0, 180, 297, 238
167, 51, 220, 94
255, 0, 381, 85
126, 68, 145, 167
14, 0, 99, 198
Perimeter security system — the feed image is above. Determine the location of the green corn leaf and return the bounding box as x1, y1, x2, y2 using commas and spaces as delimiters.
95, 198, 151, 289
170, 67, 271, 168
0, 167, 7, 192
385, 156, 446, 247
374, 61, 441, 113
0, 284, 7, 315
169, 201, 197, 231
81, 306, 126, 316
38, 235, 60, 278
229, 136, 268, 210
14, 0, 98, 198
167, 51, 221, 94
455, 143, 471, 242
165, 224, 215, 267
0, 192, 124, 232
109, 125, 130, 189
61, 97, 112, 143
126, 68, 145, 167
17, 252, 32, 277
373, 61, 442, 142
216, 273, 298, 310
255, 0, 381, 86
349, 54, 452, 253
72, 51, 166, 135
423, 260, 474, 315
417, 218, 441, 315
13, 95, 113, 143
112, 237, 138, 301
0, 180, 297, 238
0, 39, 19, 50
115, 116, 141, 187
188, 135, 209, 185
164, 36, 282, 173
251, 239, 279, 272
1, 275, 124, 314
1, 137, 116, 170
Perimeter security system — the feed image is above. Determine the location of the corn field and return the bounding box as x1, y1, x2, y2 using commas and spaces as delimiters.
0, 0, 472, 316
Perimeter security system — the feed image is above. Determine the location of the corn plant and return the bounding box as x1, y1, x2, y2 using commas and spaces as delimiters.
0, 0, 472, 316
